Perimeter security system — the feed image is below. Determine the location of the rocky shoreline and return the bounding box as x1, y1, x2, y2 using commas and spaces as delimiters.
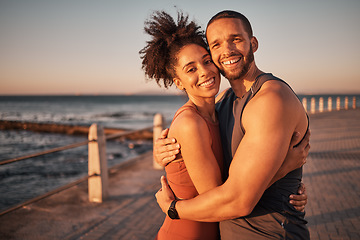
0, 120, 153, 140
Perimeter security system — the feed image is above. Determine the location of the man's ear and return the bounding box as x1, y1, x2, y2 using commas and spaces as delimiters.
173, 78, 184, 90
251, 36, 259, 53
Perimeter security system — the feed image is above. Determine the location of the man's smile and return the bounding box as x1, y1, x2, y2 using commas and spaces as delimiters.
222, 57, 241, 67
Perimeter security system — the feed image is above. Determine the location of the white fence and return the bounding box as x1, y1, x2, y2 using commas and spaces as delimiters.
302, 96, 357, 114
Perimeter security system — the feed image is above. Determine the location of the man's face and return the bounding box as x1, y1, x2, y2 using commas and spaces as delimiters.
206, 18, 255, 81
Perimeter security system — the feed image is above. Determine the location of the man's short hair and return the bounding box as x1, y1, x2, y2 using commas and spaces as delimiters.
207, 10, 253, 38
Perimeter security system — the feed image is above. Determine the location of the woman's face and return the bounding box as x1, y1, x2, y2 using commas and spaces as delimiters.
173, 44, 220, 99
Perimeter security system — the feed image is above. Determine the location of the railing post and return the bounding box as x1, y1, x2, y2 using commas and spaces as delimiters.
302, 98, 307, 112
353, 96, 357, 109
153, 113, 165, 170
88, 124, 108, 203
345, 97, 349, 110
336, 97, 341, 111
319, 97, 324, 113
328, 97, 332, 112
311, 97, 316, 114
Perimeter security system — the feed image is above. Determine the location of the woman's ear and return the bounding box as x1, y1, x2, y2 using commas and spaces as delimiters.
173, 78, 184, 90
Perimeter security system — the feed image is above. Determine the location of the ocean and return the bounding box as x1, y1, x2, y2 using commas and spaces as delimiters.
0, 94, 188, 211
0, 94, 359, 212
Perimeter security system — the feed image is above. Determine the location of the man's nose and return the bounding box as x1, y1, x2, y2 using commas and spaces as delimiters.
223, 41, 235, 55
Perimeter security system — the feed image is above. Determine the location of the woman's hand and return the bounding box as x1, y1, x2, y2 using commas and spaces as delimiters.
285, 130, 310, 212
155, 176, 176, 214
290, 183, 308, 212
281, 129, 311, 174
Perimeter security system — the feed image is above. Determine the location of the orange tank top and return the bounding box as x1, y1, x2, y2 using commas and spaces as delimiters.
156, 105, 223, 240
165, 105, 224, 199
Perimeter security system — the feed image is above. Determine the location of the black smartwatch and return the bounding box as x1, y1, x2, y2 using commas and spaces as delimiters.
168, 200, 180, 219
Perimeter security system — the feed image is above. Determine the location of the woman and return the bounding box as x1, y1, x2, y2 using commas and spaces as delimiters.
139, 11, 307, 240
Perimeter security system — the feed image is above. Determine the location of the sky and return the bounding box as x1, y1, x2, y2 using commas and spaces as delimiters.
0, 0, 359, 95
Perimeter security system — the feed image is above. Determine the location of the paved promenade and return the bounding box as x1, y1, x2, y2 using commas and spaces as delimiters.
0, 109, 359, 240
302, 109, 360, 239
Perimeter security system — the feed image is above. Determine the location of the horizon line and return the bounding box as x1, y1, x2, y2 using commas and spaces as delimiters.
1, 92, 360, 97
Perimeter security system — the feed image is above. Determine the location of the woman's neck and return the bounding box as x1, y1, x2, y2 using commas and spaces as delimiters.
187, 96, 216, 123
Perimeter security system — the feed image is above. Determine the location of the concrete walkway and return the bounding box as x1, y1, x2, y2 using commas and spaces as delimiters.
0, 109, 359, 240
303, 109, 360, 239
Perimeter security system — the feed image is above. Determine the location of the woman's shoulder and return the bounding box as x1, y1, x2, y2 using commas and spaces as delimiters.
170, 105, 207, 136
173, 105, 204, 127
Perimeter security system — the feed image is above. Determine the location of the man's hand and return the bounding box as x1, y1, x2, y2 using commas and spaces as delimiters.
153, 129, 181, 167
155, 176, 176, 214
289, 183, 308, 212
282, 129, 311, 173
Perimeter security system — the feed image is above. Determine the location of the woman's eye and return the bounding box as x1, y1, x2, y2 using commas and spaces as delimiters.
187, 67, 196, 73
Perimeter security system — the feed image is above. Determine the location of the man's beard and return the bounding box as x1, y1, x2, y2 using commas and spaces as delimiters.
218, 45, 255, 81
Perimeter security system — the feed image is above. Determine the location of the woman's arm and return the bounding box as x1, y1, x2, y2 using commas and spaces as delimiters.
169, 110, 222, 194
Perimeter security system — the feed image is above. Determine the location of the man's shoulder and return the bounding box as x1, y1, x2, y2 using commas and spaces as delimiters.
259, 79, 297, 101
256, 73, 296, 96
247, 79, 303, 118
216, 88, 233, 102
215, 88, 235, 110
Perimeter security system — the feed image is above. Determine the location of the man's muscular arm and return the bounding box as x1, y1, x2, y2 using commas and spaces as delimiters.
156, 82, 308, 222
155, 128, 310, 214
269, 129, 310, 187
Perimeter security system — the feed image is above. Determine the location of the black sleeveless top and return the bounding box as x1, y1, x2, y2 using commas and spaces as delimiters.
215, 73, 309, 238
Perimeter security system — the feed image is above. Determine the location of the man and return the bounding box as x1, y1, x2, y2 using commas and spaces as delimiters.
155, 10, 310, 239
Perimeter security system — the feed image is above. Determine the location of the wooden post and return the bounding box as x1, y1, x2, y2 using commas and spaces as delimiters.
336, 97, 341, 111
353, 96, 357, 109
311, 97, 316, 114
153, 113, 165, 170
88, 124, 108, 203
302, 98, 307, 112
345, 97, 349, 110
328, 97, 332, 112
319, 97, 324, 113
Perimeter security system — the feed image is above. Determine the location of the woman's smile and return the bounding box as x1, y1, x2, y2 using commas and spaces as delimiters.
198, 77, 215, 87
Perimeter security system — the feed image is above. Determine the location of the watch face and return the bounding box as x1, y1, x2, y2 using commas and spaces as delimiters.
168, 209, 177, 219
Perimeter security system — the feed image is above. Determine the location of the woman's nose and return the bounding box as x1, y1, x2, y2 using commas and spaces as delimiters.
199, 65, 211, 78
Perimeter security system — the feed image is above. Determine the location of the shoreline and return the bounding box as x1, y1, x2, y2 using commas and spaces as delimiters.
0, 120, 153, 140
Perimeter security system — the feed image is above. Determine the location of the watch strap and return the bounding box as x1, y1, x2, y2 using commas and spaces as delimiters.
168, 200, 180, 219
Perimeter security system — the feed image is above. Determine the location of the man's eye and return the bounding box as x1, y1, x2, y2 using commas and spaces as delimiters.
211, 43, 219, 49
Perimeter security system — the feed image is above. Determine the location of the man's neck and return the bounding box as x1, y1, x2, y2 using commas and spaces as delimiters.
230, 67, 263, 98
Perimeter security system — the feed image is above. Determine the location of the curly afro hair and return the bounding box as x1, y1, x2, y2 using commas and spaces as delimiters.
139, 11, 208, 88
